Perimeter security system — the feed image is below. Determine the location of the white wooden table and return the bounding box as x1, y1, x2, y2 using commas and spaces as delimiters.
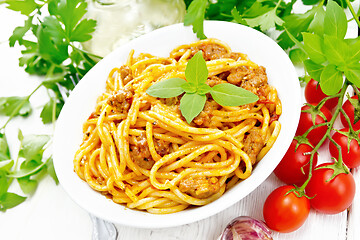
0, 3, 359, 240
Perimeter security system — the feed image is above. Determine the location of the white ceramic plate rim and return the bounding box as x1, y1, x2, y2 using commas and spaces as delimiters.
53, 20, 301, 229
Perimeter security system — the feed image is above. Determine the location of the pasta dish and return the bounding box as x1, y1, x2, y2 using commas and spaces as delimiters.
73, 39, 282, 214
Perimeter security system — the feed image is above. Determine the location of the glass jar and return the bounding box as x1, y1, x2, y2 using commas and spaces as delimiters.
83, 0, 186, 57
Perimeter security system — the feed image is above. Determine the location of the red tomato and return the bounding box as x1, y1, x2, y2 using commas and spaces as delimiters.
340, 95, 360, 130
296, 104, 332, 145
305, 163, 355, 214
305, 78, 338, 111
274, 139, 318, 186
263, 185, 310, 233
329, 128, 360, 169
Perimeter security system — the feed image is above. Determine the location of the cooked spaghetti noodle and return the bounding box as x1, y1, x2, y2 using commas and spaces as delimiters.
74, 39, 282, 214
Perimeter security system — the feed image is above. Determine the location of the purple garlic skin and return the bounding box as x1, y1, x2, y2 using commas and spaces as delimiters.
220, 216, 273, 240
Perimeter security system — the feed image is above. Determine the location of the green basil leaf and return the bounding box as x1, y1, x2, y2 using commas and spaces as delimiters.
18, 177, 38, 195
324, 0, 347, 39
344, 63, 360, 88
319, 64, 343, 95
185, 51, 208, 86
0, 192, 26, 212
304, 59, 325, 82
180, 93, 206, 124
181, 82, 197, 93
146, 78, 186, 98
289, 48, 308, 64
210, 83, 259, 106
197, 84, 212, 95
323, 35, 349, 67
302, 32, 326, 64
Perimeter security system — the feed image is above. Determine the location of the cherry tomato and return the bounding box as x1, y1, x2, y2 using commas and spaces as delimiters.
296, 104, 332, 145
340, 95, 360, 130
274, 139, 318, 186
305, 78, 338, 111
305, 163, 355, 214
263, 185, 310, 233
329, 128, 360, 169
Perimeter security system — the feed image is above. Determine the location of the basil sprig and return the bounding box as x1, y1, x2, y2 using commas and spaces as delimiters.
146, 51, 259, 123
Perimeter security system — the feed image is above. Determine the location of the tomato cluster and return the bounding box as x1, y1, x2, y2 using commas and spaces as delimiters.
263, 79, 357, 233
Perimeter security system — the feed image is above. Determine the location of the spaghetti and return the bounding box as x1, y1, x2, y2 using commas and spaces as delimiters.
74, 39, 282, 214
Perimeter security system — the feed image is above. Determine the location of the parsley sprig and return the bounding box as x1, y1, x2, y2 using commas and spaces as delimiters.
0, 0, 99, 210
146, 51, 259, 123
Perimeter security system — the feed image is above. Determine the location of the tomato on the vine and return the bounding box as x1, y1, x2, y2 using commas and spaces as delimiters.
340, 95, 360, 130
296, 104, 332, 145
263, 185, 310, 233
274, 139, 318, 186
329, 128, 360, 169
305, 78, 338, 111
305, 163, 355, 214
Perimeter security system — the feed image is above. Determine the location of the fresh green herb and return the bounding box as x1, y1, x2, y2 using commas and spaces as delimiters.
0, 130, 54, 211
146, 51, 259, 123
0, 0, 98, 210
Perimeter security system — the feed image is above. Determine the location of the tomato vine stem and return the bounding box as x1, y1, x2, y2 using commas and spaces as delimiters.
298, 80, 350, 191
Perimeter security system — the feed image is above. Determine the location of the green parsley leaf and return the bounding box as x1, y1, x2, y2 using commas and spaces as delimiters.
48, 0, 89, 37
40, 98, 62, 124
302, 32, 326, 64
185, 51, 208, 86
0, 160, 14, 172
146, 78, 186, 98
210, 83, 259, 106
180, 93, 206, 124
69, 19, 97, 42
18, 132, 50, 163
0, 192, 26, 212
302, 0, 321, 5
0, 133, 11, 161
46, 157, 59, 184
0, 96, 32, 117
184, 0, 207, 39
9, 16, 34, 47
277, 6, 317, 49
0, 171, 9, 196
18, 177, 38, 195
324, 0, 347, 39
245, 8, 284, 31
304, 59, 325, 82
37, 23, 69, 65
4, 0, 38, 15
319, 64, 343, 95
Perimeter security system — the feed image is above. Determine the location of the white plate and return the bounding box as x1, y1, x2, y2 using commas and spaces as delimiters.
53, 20, 301, 228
